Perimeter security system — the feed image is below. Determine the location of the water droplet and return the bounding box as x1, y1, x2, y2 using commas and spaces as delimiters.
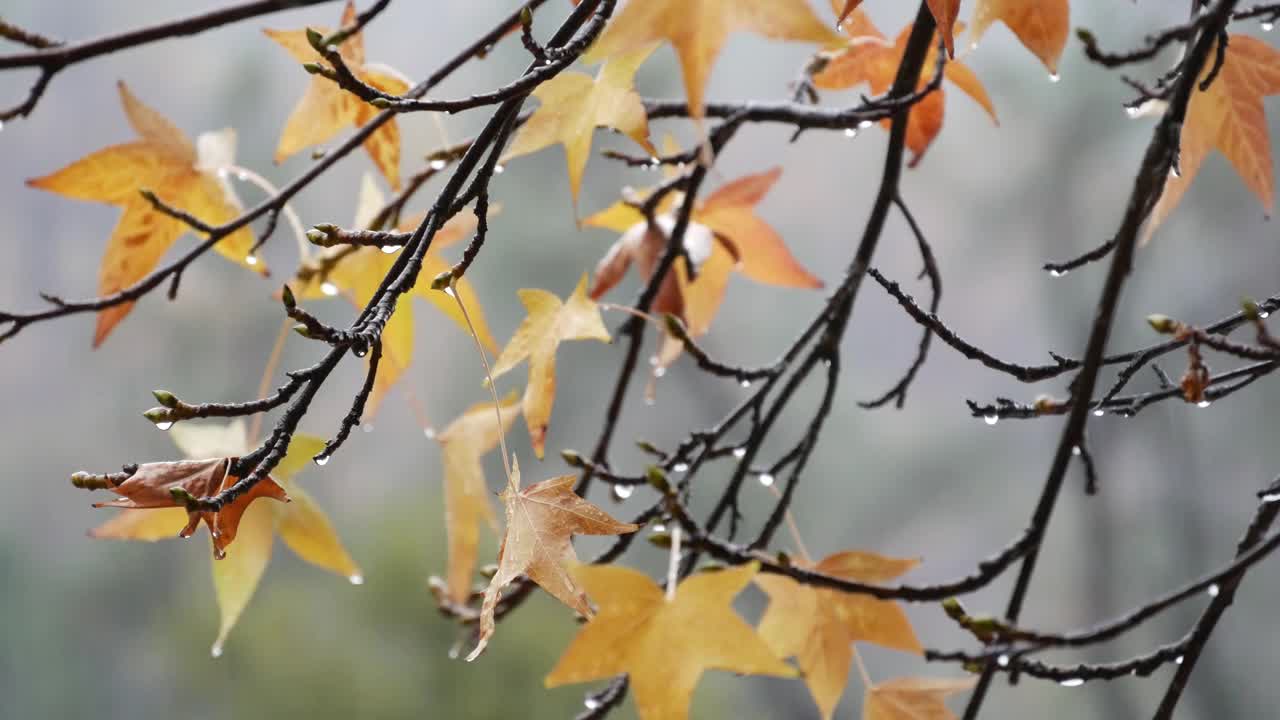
244, 254, 258, 266
1059, 678, 1084, 687
739, 378, 752, 388
1207, 583, 1220, 597
381, 244, 398, 254
0, 119, 5, 132
155, 421, 174, 431
653, 366, 667, 378
997, 654, 1010, 667
1264, 21, 1275, 32
1260, 311, 1270, 319
858, 119, 874, 129
732, 447, 747, 459
216, 168, 230, 180
758, 473, 775, 488
349, 574, 364, 585
429, 158, 447, 170
648, 355, 660, 367
493, 163, 505, 174
361, 422, 374, 433
443, 286, 456, 298
1196, 400, 1211, 409
983, 413, 999, 426
423, 427, 437, 440
1263, 492, 1280, 503
1048, 268, 1066, 278
1125, 106, 1141, 119
1170, 165, 1181, 178
1093, 409, 1106, 417
652, 523, 667, 533
584, 698, 601, 711
235, 170, 249, 182
210, 643, 224, 659
612, 484, 635, 501
1072, 445, 1082, 456
321, 281, 339, 296
353, 345, 368, 358
1175, 655, 1185, 665
648, 156, 661, 167
1048, 73, 1061, 84
314, 454, 330, 466
673, 462, 689, 473
843, 127, 858, 138
969, 42, 980, 52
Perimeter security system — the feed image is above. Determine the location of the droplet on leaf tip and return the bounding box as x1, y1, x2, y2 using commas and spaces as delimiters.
758, 473, 775, 488
245, 254, 258, 266
423, 427, 437, 440
1048, 268, 1066, 278
983, 414, 999, 426
210, 643, 224, 659
1048, 73, 1061, 84
321, 281, 339, 297
349, 574, 364, 585
1259, 311, 1270, 319
1175, 656, 1184, 665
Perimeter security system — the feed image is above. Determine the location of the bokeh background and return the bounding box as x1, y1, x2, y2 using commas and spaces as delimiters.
3, 2, 1280, 718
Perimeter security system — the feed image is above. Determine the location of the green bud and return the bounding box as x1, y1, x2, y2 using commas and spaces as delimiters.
647, 531, 672, 549
941, 597, 966, 621
962, 660, 984, 674
293, 323, 315, 339
138, 189, 159, 205
966, 616, 1001, 643
560, 449, 584, 467
1146, 314, 1177, 334
301, 61, 325, 75
152, 389, 180, 408
70, 472, 111, 490
313, 223, 339, 235
369, 97, 392, 109
1242, 298, 1261, 320
1076, 28, 1096, 45
662, 313, 686, 338
519, 5, 534, 29
142, 407, 172, 425
775, 551, 792, 568
169, 487, 197, 506
431, 269, 455, 291
305, 27, 326, 51
305, 228, 329, 245
635, 440, 661, 455
281, 284, 296, 310
645, 466, 670, 493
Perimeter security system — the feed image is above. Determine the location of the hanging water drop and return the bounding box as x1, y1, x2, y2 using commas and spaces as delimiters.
1264, 21, 1275, 32
858, 119, 874, 129
493, 163, 505, 174
361, 423, 374, 433
1175, 655, 1185, 665
1263, 492, 1280, 503
1260, 311, 1270, 319
381, 244, 399, 254
349, 574, 365, 585
732, 446, 747, 459
1093, 409, 1106, 417
1197, 400, 1211, 409
321, 281, 339, 296
1125, 105, 1141, 119
648, 156, 661, 167
210, 643, 224, 659
314, 454, 330, 466
155, 421, 174, 431
245, 254, 258, 266
740, 378, 752, 388
1170, 165, 1181, 178
997, 654, 1010, 668
612, 484, 634, 500
673, 462, 689, 473
983, 413, 999, 426
652, 523, 667, 533
353, 345, 368, 357
843, 127, 858, 138
1048, 73, 1061, 84
653, 366, 667, 378
1048, 268, 1066, 278
1072, 445, 1082, 456
584, 698, 601, 711
758, 473, 775, 488
429, 158, 447, 170
423, 427, 437, 440
235, 170, 249, 182
1207, 583, 1220, 597
648, 355, 660, 367
1059, 678, 1084, 688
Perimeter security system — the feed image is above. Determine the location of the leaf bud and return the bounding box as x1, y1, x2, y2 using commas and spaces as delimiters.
138, 189, 160, 205
305, 27, 326, 52
941, 597, 967, 621
293, 323, 315, 339
369, 97, 392, 109
645, 466, 671, 494
301, 61, 325, 75
151, 389, 180, 408
560, 449, 584, 467
142, 407, 173, 425
1146, 314, 1177, 334
519, 5, 534, 29
281, 284, 297, 310
1242, 297, 1261, 321
431, 269, 455, 290
169, 487, 197, 506
647, 531, 672, 549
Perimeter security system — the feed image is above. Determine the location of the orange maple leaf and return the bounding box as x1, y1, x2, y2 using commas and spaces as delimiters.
434, 392, 522, 605
26, 82, 261, 346
969, 0, 1071, 75
265, 0, 409, 188
490, 275, 611, 458
89, 422, 360, 656
815, 5, 997, 166
863, 676, 977, 720
545, 562, 796, 720
294, 174, 496, 416
585, 166, 822, 366
467, 457, 638, 660
504, 44, 657, 213
583, 0, 843, 123
1146, 34, 1280, 242
756, 551, 924, 719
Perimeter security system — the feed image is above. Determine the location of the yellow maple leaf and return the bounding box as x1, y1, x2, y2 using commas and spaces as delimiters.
467, 457, 638, 660
434, 392, 522, 605
585, 165, 822, 366
815, 5, 997, 166
756, 551, 924, 719
490, 275, 611, 458
1146, 34, 1280, 242
545, 562, 797, 720
88, 420, 360, 657
863, 677, 977, 720
583, 0, 843, 123
26, 82, 261, 346
294, 174, 496, 416
969, 0, 1071, 74
264, 0, 409, 188
505, 44, 657, 212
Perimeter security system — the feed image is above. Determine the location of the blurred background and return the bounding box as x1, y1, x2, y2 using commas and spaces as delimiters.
3, 1, 1280, 718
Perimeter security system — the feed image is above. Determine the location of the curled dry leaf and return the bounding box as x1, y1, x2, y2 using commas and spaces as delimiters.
815, 4, 997, 166
26, 82, 262, 346
545, 562, 796, 720
490, 275, 611, 458
435, 392, 522, 604
294, 174, 496, 417
265, 0, 409, 188
756, 550, 924, 719
466, 457, 638, 660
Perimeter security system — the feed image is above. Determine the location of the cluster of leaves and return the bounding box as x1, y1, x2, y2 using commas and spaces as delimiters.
11, 0, 1280, 717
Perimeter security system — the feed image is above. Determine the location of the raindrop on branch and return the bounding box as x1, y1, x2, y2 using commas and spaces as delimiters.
1207, 583, 1220, 598
757, 473, 775, 488
673, 462, 689, 473
155, 421, 174, 431
429, 159, 447, 171
612, 484, 634, 501
1059, 678, 1084, 688
983, 413, 999, 426
381, 245, 399, 254
314, 454, 331, 466
321, 281, 339, 296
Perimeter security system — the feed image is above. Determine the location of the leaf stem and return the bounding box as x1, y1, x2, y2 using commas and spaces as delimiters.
444, 279, 515, 491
